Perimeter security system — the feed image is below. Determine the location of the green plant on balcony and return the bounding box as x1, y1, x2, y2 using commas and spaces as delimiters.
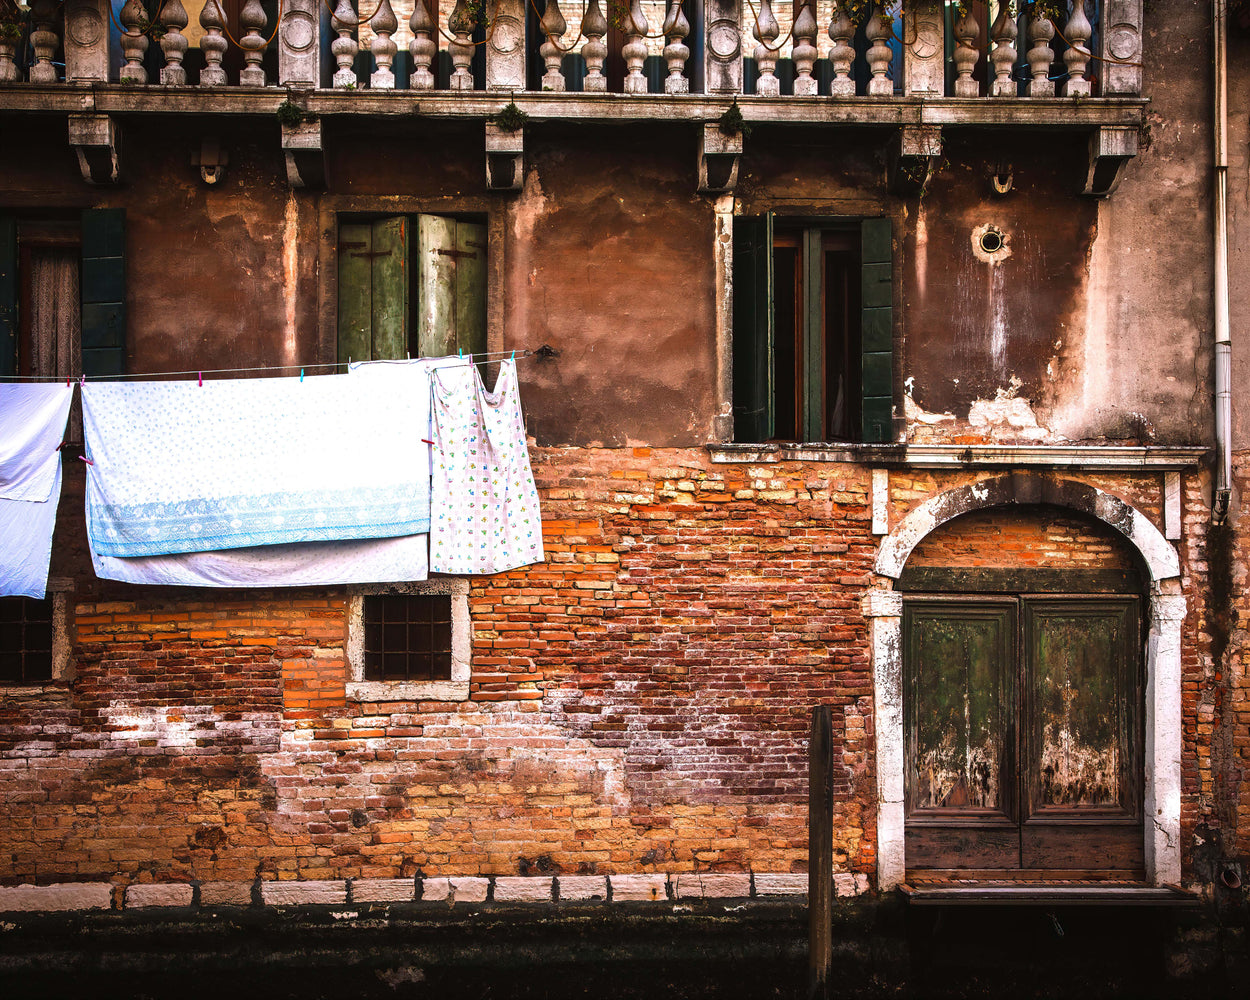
0, 0, 26, 39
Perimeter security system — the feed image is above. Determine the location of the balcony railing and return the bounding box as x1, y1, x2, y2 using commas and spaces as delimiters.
0, 0, 1142, 100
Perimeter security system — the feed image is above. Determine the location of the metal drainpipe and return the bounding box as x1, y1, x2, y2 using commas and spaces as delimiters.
1214, 0, 1233, 523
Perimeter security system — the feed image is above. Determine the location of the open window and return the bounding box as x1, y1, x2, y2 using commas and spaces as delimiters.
337, 214, 486, 363
732, 215, 892, 444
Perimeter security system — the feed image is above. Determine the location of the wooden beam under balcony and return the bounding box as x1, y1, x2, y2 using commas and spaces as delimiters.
0, 84, 1148, 133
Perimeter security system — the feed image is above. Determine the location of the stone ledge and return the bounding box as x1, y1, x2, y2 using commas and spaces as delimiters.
609, 874, 668, 902
556, 875, 608, 901
200, 881, 254, 907
752, 874, 808, 897
0, 882, 114, 913
260, 881, 348, 907
493, 877, 555, 903
351, 878, 416, 903
674, 874, 752, 899
125, 883, 194, 908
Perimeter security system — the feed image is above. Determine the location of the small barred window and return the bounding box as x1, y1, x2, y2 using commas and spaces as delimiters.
362, 594, 452, 683
0, 597, 54, 685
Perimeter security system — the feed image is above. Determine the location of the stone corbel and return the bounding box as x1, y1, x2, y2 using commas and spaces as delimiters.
697, 124, 742, 194
68, 114, 119, 185
283, 119, 325, 189
485, 122, 524, 191
888, 124, 942, 196
1084, 125, 1138, 198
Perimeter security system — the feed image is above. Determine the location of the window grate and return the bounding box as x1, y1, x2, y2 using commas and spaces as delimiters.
362, 594, 453, 683
0, 597, 54, 685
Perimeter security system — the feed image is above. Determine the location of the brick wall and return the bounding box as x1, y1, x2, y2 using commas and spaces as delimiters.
0, 452, 1216, 890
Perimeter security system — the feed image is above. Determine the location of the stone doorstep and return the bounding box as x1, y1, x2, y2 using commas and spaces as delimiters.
0, 873, 826, 915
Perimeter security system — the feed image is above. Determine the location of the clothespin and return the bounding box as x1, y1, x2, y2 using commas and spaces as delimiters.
510, 350, 515, 362
300, 368, 304, 383
422, 438, 434, 446
79, 455, 94, 466
66, 375, 71, 387
198, 371, 203, 387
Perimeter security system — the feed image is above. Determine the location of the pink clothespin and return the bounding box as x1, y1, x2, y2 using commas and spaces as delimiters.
198, 371, 203, 387
79, 455, 94, 466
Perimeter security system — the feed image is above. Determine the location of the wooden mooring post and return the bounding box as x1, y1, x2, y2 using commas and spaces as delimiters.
808, 704, 833, 1000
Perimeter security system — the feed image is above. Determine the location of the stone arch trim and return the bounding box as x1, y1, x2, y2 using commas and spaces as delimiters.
867, 473, 1184, 891
875, 473, 1179, 582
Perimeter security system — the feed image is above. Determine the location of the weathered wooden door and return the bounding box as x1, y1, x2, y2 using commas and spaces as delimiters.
904, 596, 1142, 873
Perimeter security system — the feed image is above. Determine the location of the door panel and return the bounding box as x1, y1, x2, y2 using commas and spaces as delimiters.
904, 601, 1017, 869
1021, 598, 1142, 870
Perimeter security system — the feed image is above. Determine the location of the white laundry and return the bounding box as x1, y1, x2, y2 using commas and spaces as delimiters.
0, 383, 74, 598
82, 367, 432, 557
429, 358, 544, 575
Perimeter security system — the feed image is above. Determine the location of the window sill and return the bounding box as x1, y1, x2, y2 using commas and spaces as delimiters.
707, 443, 1208, 470
346, 680, 470, 703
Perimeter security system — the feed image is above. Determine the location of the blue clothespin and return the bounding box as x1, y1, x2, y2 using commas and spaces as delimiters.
300, 368, 304, 382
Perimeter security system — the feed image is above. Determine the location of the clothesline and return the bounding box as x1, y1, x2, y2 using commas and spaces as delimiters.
0, 349, 536, 382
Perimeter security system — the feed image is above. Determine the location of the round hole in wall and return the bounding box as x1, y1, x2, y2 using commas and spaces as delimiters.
979, 229, 1004, 254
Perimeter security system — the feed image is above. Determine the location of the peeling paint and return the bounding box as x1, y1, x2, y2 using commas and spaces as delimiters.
968, 379, 1055, 443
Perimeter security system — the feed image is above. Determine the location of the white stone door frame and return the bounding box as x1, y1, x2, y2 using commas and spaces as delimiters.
865, 474, 1185, 889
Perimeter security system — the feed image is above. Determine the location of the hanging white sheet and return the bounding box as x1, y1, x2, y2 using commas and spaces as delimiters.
82, 367, 432, 558
90, 533, 429, 588
0, 383, 74, 598
429, 358, 544, 575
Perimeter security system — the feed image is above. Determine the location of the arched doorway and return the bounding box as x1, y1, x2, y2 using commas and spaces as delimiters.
898, 505, 1146, 874
867, 475, 1185, 888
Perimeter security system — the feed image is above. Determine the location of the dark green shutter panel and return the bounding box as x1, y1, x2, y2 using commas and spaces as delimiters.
370, 217, 410, 360
860, 217, 893, 443
802, 227, 823, 442
0, 215, 15, 376
80, 208, 126, 377
338, 222, 373, 364
732, 213, 774, 443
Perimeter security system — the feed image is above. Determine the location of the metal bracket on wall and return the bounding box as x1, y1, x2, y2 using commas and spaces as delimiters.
1084, 125, 1138, 198
68, 113, 120, 185
888, 125, 943, 197
485, 122, 524, 192
697, 124, 742, 194
282, 119, 326, 190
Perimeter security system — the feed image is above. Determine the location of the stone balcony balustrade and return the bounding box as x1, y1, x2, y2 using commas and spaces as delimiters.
0, 0, 1145, 193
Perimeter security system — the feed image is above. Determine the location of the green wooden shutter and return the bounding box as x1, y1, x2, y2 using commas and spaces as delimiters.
732, 212, 774, 443
416, 215, 487, 358
80, 208, 126, 377
0, 215, 15, 376
338, 217, 410, 363
338, 222, 373, 365
802, 227, 823, 442
860, 217, 893, 443
370, 217, 409, 360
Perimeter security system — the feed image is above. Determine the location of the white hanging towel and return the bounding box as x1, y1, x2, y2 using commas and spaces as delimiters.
0, 383, 75, 598
430, 358, 544, 575
90, 534, 428, 588
82, 366, 432, 558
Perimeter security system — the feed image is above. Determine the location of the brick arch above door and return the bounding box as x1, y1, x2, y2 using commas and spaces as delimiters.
864, 473, 1184, 891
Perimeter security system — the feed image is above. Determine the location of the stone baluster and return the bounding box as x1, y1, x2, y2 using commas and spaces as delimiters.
791, 0, 817, 96
827, 3, 854, 97
159, 0, 190, 85
238, 0, 269, 85
539, 0, 567, 91
751, 0, 780, 96
447, 0, 476, 91
118, 0, 148, 83
370, 0, 398, 88
621, 0, 649, 94
951, 6, 978, 97
199, 0, 229, 86
0, 30, 18, 84
988, 4, 1017, 98
27, 0, 62, 82
581, 0, 608, 91
409, 0, 436, 90
864, 8, 892, 96
1026, 8, 1054, 97
1063, 0, 1092, 97
662, 0, 690, 94
331, 0, 359, 88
